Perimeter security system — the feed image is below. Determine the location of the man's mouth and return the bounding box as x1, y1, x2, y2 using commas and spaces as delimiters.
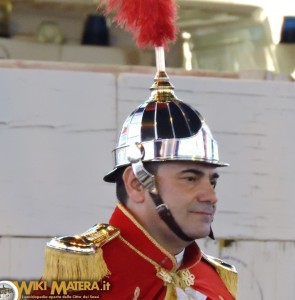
190, 211, 213, 216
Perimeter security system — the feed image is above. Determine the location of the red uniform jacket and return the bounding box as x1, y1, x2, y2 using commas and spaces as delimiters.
30, 204, 237, 300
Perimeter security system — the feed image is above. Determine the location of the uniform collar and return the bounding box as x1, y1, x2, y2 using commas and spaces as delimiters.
109, 203, 202, 272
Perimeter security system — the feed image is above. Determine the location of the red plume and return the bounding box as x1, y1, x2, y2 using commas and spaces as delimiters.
99, 0, 178, 48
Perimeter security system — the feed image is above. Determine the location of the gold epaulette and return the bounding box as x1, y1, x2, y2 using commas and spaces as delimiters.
43, 223, 120, 283
202, 253, 238, 299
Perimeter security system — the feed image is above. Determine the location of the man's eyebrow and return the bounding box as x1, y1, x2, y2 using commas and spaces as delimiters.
180, 169, 219, 179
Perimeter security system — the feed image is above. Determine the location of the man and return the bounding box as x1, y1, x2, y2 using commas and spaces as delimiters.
39, 68, 237, 300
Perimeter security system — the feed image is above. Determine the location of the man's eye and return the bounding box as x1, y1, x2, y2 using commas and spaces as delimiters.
184, 176, 197, 183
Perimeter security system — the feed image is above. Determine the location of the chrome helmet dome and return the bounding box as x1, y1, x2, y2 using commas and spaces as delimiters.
104, 70, 228, 183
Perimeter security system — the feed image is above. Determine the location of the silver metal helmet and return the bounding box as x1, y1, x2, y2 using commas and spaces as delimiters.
103, 70, 228, 184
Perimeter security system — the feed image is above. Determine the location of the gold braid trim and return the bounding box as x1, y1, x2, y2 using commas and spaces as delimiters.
119, 235, 195, 300
118, 203, 177, 268
156, 267, 195, 300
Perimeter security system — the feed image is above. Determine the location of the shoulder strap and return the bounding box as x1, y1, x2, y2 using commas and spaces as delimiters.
202, 253, 238, 299
43, 223, 120, 283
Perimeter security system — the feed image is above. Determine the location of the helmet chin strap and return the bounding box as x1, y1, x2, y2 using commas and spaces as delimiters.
149, 191, 215, 241
148, 191, 194, 242
209, 226, 215, 240
128, 144, 213, 242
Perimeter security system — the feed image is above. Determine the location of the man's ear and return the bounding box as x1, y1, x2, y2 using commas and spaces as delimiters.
122, 166, 145, 203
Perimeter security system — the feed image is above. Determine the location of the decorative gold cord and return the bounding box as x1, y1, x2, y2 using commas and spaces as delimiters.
119, 235, 195, 290
118, 203, 177, 267
117, 204, 212, 298
119, 235, 161, 268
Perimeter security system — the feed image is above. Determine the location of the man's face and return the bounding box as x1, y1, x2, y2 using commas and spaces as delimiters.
154, 161, 219, 240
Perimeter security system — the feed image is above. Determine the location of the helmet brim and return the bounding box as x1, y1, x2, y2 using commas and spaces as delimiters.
103, 167, 122, 183
103, 159, 229, 183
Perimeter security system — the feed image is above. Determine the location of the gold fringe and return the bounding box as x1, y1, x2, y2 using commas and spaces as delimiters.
214, 264, 238, 299
42, 247, 110, 283
202, 254, 238, 299
164, 284, 177, 300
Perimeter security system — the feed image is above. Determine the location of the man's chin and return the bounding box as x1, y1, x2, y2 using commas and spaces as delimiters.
187, 228, 211, 240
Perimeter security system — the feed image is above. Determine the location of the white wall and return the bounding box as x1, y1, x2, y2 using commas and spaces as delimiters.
0, 65, 295, 299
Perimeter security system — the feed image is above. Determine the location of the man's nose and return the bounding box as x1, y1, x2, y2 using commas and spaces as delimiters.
197, 180, 218, 204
